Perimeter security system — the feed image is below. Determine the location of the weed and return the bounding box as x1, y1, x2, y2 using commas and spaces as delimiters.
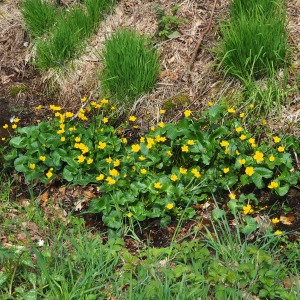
100, 29, 159, 107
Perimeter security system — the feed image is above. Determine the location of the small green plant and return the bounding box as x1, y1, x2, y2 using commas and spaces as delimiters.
154, 4, 187, 40
21, 0, 58, 37
217, 0, 287, 81
100, 29, 160, 106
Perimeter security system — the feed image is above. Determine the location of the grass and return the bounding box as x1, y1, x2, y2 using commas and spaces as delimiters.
21, 0, 58, 37
100, 29, 160, 107
34, 0, 116, 70
218, 8, 287, 81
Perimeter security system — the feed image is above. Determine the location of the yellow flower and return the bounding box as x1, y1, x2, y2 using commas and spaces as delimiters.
140, 169, 147, 174
243, 204, 254, 215
223, 167, 229, 174
240, 113, 245, 118
166, 203, 174, 210
35, 105, 43, 110
220, 140, 229, 147
106, 157, 113, 163
159, 109, 166, 114
102, 117, 108, 123
121, 138, 127, 144
228, 193, 236, 200
81, 96, 87, 103
184, 110, 191, 117
179, 167, 187, 174
109, 169, 120, 177
98, 141, 107, 149
69, 126, 76, 131
1, 137, 5, 141
87, 158, 93, 164
236, 150, 240, 155
191, 168, 201, 178
12, 124, 17, 129
150, 126, 155, 131
154, 182, 163, 189
13, 118, 20, 123
262, 119, 267, 125
127, 212, 133, 218
140, 137, 145, 143
65, 112, 74, 118
268, 181, 279, 189
273, 136, 281, 143
101, 98, 109, 104
271, 217, 280, 224
170, 174, 178, 181
181, 145, 189, 152
249, 104, 254, 109
269, 155, 275, 162
114, 159, 121, 167
106, 176, 116, 185
240, 135, 246, 141
77, 155, 85, 163
248, 138, 255, 144
158, 122, 164, 128
75, 137, 81, 142
46, 171, 53, 178
235, 127, 243, 133
208, 101, 213, 107
129, 116, 136, 122
166, 151, 172, 157
61, 136, 66, 142
239, 159, 246, 165
29, 163, 35, 170
131, 144, 141, 152
224, 148, 230, 154
96, 174, 105, 181
278, 146, 285, 152
253, 151, 264, 163
187, 140, 194, 145
274, 230, 283, 235
245, 167, 254, 176
227, 108, 236, 113
40, 156, 46, 162
111, 106, 116, 110
139, 156, 146, 161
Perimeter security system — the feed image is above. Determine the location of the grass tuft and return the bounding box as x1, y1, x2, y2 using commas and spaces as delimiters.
100, 29, 160, 107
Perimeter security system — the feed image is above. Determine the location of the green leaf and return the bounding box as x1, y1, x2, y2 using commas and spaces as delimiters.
14, 156, 29, 172
62, 166, 76, 181
103, 210, 122, 229
252, 173, 264, 189
0, 272, 8, 287
227, 199, 238, 213
211, 208, 226, 220
9, 136, 27, 148
240, 216, 257, 235
254, 167, 273, 178
277, 185, 289, 196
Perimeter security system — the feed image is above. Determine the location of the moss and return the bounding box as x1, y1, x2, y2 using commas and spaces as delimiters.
163, 93, 190, 110
10, 84, 27, 98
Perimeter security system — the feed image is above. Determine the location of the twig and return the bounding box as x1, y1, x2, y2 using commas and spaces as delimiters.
188, 0, 218, 72
71, 92, 93, 121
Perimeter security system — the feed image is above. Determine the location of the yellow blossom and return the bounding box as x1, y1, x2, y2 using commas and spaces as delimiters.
240, 135, 246, 141
273, 136, 281, 143
245, 167, 254, 176
98, 141, 107, 149
224, 148, 230, 154
170, 174, 178, 181
114, 159, 121, 167
158, 122, 164, 128
13, 118, 20, 123
262, 119, 267, 125
61, 136, 66, 142
69, 127, 76, 131
249, 104, 254, 109
101, 98, 109, 104
235, 127, 243, 133
248, 138, 255, 144
75, 137, 81, 142
181, 145, 189, 152
269, 155, 275, 162
46, 171, 53, 178
236, 150, 240, 155
187, 140, 194, 145
81, 96, 87, 103
121, 138, 127, 144
229, 193, 236, 200
87, 158, 93, 164
150, 126, 155, 131
268, 181, 279, 189
140, 169, 147, 174
166, 203, 174, 210
129, 116, 136, 122
253, 151, 264, 163
35, 105, 43, 110
1, 137, 5, 141
240, 113, 245, 118
109, 169, 120, 177
77, 155, 85, 163
243, 204, 254, 215
140, 137, 145, 143
179, 167, 187, 174
184, 110, 191, 117
139, 156, 146, 161
29, 163, 35, 170
274, 230, 283, 235
102, 117, 108, 123
111, 106, 116, 110
208, 101, 213, 107
223, 167, 229, 174
271, 218, 280, 224
154, 182, 163, 189
131, 144, 141, 152
3, 124, 8, 129
191, 168, 201, 178
12, 124, 17, 129
65, 112, 74, 118
239, 159, 246, 165
96, 174, 105, 181
127, 212, 133, 218
167, 151, 172, 156
220, 140, 229, 147
106, 176, 116, 185
278, 146, 285, 152
159, 109, 166, 114
106, 157, 112, 163
40, 156, 46, 162
227, 108, 236, 113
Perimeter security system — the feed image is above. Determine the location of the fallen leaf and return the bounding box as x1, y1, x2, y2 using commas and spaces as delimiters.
280, 215, 295, 225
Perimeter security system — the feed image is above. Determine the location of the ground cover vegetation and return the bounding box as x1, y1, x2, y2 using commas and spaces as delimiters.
1, 0, 299, 298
